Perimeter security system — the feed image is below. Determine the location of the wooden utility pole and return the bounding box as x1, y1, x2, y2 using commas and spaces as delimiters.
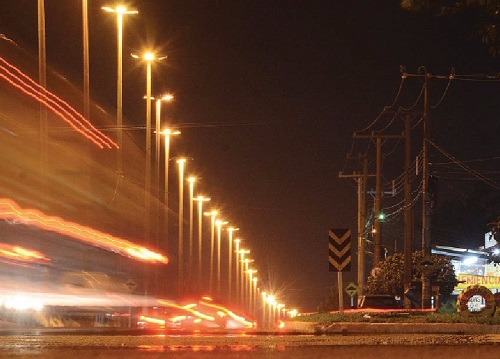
354, 133, 403, 268
339, 155, 372, 299
403, 111, 413, 308
421, 69, 432, 309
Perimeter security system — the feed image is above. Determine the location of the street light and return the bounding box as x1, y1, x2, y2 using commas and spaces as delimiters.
266, 294, 276, 329
204, 210, 218, 293
261, 291, 267, 328
155, 94, 174, 200
247, 269, 257, 312
131, 51, 166, 241
227, 226, 239, 300
160, 128, 180, 251
234, 238, 241, 304
238, 249, 250, 306
252, 277, 258, 317
215, 218, 228, 296
176, 158, 187, 295
187, 176, 196, 284
194, 195, 210, 290
102, 4, 137, 173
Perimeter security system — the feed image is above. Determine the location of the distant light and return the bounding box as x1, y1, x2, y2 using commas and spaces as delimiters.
463, 256, 478, 265
144, 52, 155, 61
493, 248, 500, 255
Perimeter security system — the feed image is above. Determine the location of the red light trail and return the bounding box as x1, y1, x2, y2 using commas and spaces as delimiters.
0, 56, 118, 149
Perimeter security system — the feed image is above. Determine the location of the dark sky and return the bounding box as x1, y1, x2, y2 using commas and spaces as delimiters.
1, 1, 499, 311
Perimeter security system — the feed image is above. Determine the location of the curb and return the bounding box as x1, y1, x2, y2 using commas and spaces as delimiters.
284, 321, 500, 334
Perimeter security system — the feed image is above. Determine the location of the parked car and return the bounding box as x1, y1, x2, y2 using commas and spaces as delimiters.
358, 295, 403, 309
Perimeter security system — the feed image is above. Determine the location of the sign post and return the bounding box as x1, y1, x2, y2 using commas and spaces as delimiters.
345, 282, 358, 308
329, 229, 352, 313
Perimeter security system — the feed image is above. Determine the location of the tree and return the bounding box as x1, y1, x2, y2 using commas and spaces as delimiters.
364, 251, 458, 297
401, 0, 500, 56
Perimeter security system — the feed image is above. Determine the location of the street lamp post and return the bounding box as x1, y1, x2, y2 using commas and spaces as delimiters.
215, 218, 228, 296
131, 52, 166, 243
266, 295, 276, 329
234, 238, 241, 304
261, 291, 267, 328
102, 5, 137, 173
187, 176, 196, 285
204, 210, 218, 294
154, 95, 174, 245
176, 158, 187, 296
160, 128, 180, 252
247, 269, 257, 313
252, 277, 258, 317
227, 226, 239, 300
194, 196, 210, 290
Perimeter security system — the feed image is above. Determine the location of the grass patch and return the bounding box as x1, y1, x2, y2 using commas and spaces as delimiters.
293, 311, 500, 325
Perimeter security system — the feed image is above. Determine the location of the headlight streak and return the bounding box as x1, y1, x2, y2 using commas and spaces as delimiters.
0, 198, 167, 264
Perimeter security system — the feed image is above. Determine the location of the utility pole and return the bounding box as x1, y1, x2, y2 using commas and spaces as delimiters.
421, 68, 431, 309
354, 133, 403, 268
402, 110, 414, 308
339, 155, 372, 300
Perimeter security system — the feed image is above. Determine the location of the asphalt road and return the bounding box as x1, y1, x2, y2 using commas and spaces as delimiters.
0, 333, 498, 358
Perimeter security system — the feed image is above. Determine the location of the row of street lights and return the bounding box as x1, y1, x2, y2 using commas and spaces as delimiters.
39, 2, 298, 326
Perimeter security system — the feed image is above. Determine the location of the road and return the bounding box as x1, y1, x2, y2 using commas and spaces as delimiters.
0, 332, 498, 358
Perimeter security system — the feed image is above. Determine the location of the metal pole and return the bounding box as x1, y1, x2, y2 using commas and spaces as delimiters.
82, 0, 89, 123
177, 159, 186, 296
145, 62, 152, 243
37, 0, 48, 186
164, 134, 171, 250
338, 272, 344, 313
188, 178, 195, 286
209, 214, 215, 294
216, 221, 222, 296
116, 12, 123, 174
197, 199, 203, 290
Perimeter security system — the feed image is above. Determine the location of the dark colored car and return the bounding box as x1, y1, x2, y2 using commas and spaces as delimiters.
358, 295, 403, 309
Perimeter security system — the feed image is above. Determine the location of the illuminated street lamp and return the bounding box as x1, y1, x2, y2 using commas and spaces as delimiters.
234, 238, 241, 304
194, 196, 210, 289
266, 294, 276, 328
160, 128, 180, 251
215, 218, 228, 295
131, 51, 166, 241
176, 158, 187, 295
252, 277, 258, 316
155, 94, 174, 196
226, 226, 239, 300
277, 303, 285, 323
261, 291, 267, 328
204, 210, 218, 293
102, 4, 137, 173
238, 249, 250, 305
187, 176, 196, 283
247, 269, 257, 312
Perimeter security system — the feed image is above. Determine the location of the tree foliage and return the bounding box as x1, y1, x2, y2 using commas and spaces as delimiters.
365, 251, 458, 297
401, 0, 500, 56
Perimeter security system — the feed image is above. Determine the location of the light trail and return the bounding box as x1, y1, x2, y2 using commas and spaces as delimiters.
0, 56, 118, 148
0, 243, 50, 263
0, 198, 167, 264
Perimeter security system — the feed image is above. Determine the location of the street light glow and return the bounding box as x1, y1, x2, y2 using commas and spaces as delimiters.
101, 5, 138, 15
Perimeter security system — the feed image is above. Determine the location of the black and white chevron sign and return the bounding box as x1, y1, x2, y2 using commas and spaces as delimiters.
328, 229, 351, 272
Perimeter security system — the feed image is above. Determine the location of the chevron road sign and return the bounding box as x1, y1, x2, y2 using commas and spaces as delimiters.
328, 228, 351, 272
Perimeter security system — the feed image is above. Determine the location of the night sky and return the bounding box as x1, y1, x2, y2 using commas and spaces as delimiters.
1, 1, 499, 311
